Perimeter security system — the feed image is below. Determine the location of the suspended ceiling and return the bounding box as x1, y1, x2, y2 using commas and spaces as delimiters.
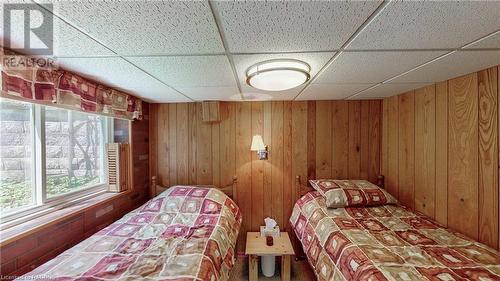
1, 0, 500, 103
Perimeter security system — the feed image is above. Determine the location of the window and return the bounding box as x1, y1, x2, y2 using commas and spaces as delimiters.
45, 107, 106, 198
0, 98, 112, 222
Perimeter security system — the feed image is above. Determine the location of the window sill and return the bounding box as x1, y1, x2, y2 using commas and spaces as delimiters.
0, 190, 131, 247
2, 184, 108, 226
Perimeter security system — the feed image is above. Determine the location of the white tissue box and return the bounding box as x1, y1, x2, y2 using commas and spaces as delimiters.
260, 226, 280, 237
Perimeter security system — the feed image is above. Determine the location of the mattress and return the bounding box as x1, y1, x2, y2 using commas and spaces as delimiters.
20, 186, 242, 281
290, 191, 500, 281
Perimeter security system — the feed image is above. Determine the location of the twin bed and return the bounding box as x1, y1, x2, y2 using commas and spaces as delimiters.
20, 177, 500, 280
21, 184, 241, 280
291, 179, 500, 281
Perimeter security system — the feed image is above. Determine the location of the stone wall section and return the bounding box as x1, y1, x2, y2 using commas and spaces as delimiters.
0, 115, 101, 183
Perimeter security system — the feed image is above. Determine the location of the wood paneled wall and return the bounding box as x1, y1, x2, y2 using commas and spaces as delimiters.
149, 100, 382, 252
382, 66, 500, 250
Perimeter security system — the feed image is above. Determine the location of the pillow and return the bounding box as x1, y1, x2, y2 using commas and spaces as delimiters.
308, 179, 397, 208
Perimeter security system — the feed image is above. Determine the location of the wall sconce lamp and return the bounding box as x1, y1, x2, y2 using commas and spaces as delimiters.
250, 134, 268, 160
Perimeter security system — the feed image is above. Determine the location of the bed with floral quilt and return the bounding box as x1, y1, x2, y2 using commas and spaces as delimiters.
290, 179, 500, 281
20, 186, 242, 281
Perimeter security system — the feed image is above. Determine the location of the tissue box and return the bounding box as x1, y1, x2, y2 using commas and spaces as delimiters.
260, 226, 280, 237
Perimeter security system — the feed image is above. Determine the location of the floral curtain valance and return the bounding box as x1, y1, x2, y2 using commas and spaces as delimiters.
1, 58, 143, 120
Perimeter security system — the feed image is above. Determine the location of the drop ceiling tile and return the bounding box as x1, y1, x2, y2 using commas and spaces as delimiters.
51, 22, 114, 57
178, 86, 239, 101
315, 51, 445, 84
126, 56, 236, 88
39, 1, 224, 55
348, 1, 500, 50
56, 57, 189, 103
213, 1, 381, 52
351, 83, 434, 99
390, 51, 500, 83
298, 84, 373, 100
465, 31, 500, 49
233, 52, 334, 98
0, 1, 113, 57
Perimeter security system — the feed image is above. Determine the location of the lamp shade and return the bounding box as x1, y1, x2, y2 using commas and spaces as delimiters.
250, 135, 266, 151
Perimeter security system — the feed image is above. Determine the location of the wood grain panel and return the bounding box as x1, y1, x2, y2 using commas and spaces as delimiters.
131, 102, 151, 200
292, 101, 308, 207
381, 100, 389, 183
168, 104, 177, 185
263, 102, 272, 220
381, 64, 500, 248
188, 103, 197, 184
220, 102, 236, 188
414, 85, 436, 218
176, 104, 189, 185
149, 104, 158, 198
211, 120, 220, 188
398, 92, 415, 209
386, 96, 399, 198
283, 101, 293, 231
315, 101, 332, 179
348, 101, 361, 178
250, 102, 264, 232
435, 81, 448, 227
332, 101, 349, 179
360, 101, 370, 179
271, 101, 284, 227
307, 101, 316, 181
157, 105, 169, 187
197, 103, 212, 185
478, 67, 498, 248
448, 73, 479, 240
235, 102, 252, 252
368, 100, 381, 183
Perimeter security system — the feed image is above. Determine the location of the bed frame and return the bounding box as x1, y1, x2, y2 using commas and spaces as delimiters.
150, 176, 238, 200
294, 175, 386, 196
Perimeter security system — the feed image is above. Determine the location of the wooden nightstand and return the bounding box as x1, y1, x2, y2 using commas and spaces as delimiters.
245, 232, 295, 281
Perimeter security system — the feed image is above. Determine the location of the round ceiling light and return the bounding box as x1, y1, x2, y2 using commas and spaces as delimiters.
246, 59, 311, 92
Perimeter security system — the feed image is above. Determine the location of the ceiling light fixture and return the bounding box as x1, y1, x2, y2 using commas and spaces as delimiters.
246, 59, 311, 92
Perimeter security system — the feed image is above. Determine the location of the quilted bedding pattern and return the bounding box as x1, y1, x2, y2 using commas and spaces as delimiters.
290, 191, 500, 281
20, 186, 242, 281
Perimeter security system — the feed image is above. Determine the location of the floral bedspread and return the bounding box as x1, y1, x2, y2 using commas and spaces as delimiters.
20, 186, 242, 281
290, 191, 500, 281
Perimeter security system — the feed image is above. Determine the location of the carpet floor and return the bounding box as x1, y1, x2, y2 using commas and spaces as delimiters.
228, 257, 316, 281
